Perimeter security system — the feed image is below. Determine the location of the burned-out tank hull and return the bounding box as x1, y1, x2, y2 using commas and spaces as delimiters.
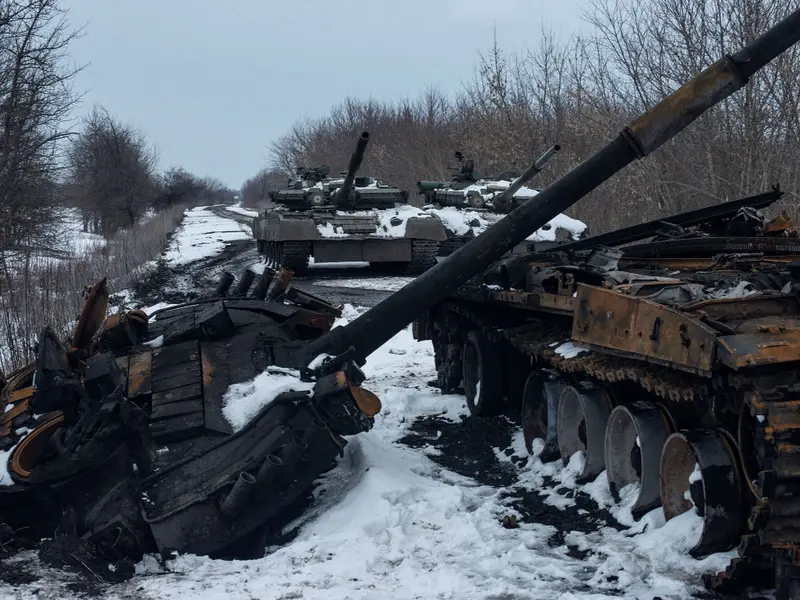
413, 187, 800, 596
0, 269, 379, 569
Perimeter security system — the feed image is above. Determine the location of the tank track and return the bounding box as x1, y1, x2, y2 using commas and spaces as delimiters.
432, 298, 800, 597
406, 240, 438, 275
437, 237, 468, 258
264, 241, 311, 274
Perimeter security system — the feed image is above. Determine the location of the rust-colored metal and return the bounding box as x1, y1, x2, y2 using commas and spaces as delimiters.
572, 284, 717, 375
282, 310, 336, 335
8, 414, 64, 480
276, 267, 294, 293
764, 212, 797, 237
716, 330, 800, 369
625, 57, 746, 156
72, 278, 110, 350
683, 295, 800, 322
349, 385, 382, 417
201, 351, 214, 387
128, 350, 153, 400
9, 386, 34, 403
487, 290, 575, 315
0, 399, 29, 426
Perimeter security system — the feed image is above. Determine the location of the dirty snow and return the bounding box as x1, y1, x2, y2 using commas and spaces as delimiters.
162, 206, 249, 264
313, 276, 414, 292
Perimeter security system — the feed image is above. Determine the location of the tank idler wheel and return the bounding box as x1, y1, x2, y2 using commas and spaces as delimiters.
659, 429, 743, 558
604, 401, 674, 519
461, 330, 503, 417
520, 369, 564, 462
557, 384, 613, 482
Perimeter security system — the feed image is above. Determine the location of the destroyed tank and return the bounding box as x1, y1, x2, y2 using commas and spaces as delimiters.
417, 146, 584, 256
2, 8, 799, 597
252, 132, 446, 275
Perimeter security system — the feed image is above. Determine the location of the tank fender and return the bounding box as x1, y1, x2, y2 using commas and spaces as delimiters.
404, 216, 447, 241
256, 215, 319, 242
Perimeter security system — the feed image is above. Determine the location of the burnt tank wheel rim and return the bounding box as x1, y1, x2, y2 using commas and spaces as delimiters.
461, 329, 502, 416
604, 401, 673, 518
659, 429, 744, 558
8, 414, 64, 482
556, 384, 613, 482
520, 369, 562, 459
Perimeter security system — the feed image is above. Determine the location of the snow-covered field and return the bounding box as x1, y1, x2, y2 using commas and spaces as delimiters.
1, 205, 742, 600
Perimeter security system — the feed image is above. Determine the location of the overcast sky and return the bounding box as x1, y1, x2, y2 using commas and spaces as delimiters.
65, 1, 589, 189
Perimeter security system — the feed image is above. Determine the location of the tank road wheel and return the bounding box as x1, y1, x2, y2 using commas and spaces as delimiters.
659, 430, 743, 557
604, 402, 674, 519
406, 240, 438, 275
557, 384, 613, 482
462, 330, 503, 416
278, 241, 311, 275
520, 369, 564, 462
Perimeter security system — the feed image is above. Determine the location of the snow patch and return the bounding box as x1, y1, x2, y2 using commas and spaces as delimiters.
163, 206, 248, 265
222, 366, 314, 431
555, 341, 589, 358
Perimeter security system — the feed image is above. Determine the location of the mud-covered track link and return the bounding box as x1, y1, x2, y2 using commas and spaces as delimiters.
421, 298, 800, 597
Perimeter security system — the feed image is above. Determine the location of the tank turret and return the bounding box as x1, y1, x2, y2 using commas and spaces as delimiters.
252, 132, 445, 274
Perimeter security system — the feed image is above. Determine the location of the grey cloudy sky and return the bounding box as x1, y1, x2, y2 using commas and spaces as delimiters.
66, 0, 589, 189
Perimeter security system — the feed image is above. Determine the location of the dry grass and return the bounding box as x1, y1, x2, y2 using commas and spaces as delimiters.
0, 204, 186, 373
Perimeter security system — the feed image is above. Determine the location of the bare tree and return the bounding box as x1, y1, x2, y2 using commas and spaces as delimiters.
66, 106, 159, 236
0, 0, 83, 254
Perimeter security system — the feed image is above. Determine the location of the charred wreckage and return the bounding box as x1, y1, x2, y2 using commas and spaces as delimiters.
2, 8, 800, 598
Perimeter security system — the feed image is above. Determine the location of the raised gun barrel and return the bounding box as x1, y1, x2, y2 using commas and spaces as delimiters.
492, 144, 562, 212
416, 180, 447, 195
333, 131, 370, 208
297, 7, 800, 365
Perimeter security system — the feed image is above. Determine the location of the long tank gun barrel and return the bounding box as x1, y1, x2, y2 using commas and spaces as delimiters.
496, 144, 561, 201
333, 131, 370, 206
302, 7, 800, 364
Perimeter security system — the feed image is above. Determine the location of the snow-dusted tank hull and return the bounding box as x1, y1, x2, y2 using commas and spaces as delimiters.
253, 132, 447, 274
253, 205, 446, 274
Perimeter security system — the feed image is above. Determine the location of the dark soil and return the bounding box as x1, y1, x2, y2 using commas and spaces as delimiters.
398, 412, 624, 554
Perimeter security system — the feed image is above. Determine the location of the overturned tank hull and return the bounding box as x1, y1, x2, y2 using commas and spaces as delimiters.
0, 270, 380, 571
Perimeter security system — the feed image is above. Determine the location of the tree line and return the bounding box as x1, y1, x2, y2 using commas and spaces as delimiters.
0, 0, 235, 371
244, 0, 800, 233
0, 0, 236, 260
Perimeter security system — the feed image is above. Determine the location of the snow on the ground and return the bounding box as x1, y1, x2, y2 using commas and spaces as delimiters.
222, 366, 314, 431
58, 207, 106, 254
226, 203, 259, 218
313, 276, 413, 292
163, 206, 249, 264
425, 205, 587, 243
102, 305, 736, 600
